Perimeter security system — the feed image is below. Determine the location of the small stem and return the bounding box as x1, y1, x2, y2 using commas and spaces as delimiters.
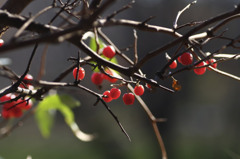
133, 29, 138, 65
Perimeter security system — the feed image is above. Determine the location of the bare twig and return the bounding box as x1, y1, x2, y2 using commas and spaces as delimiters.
106, 0, 135, 20
13, 6, 53, 39
173, 1, 197, 29
133, 29, 138, 65
127, 84, 167, 159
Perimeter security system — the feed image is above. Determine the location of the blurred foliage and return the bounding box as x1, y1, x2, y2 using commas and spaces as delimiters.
35, 94, 80, 138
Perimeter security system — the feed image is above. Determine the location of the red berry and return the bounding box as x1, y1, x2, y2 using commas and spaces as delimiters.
20, 74, 33, 88
146, 83, 152, 89
177, 56, 182, 64
18, 99, 33, 110
169, 60, 177, 69
2, 109, 11, 119
11, 106, 23, 118
134, 85, 144, 96
0, 93, 13, 102
102, 45, 116, 59
2, 102, 23, 118
194, 61, 206, 75
206, 58, 217, 70
180, 52, 193, 65
102, 69, 118, 83
73, 67, 85, 80
102, 90, 112, 103
91, 72, 103, 85
122, 93, 135, 105
0, 39, 4, 47
110, 88, 121, 99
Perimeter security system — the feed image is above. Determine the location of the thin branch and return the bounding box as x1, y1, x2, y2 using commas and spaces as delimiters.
13, 6, 53, 39
135, 5, 240, 69
100, 99, 131, 141
0, 43, 38, 98
133, 29, 138, 65
127, 84, 167, 159
37, 45, 49, 80
173, 1, 197, 29
211, 67, 240, 81
106, 0, 135, 20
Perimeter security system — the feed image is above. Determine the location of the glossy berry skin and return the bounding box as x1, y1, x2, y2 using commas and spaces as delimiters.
20, 74, 33, 88
179, 52, 193, 65
0, 39, 4, 47
0, 93, 13, 102
123, 93, 135, 105
169, 60, 177, 69
102, 90, 112, 103
206, 59, 217, 70
102, 69, 118, 83
134, 85, 144, 96
146, 83, 152, 89
91, 72, 103, 85
177, 56, 182, 64
110, 88, 121, 99
102, 45, 116, 59
194, 61, 206, 75
73, 67, 85, 80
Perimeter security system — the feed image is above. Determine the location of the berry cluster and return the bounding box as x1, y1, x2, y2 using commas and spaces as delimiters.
101, 84, 145, 105
1, 74, 34, 119
71, 45, 147, 106
167, 52, 217, 75
91, 69, 118, 85
1, 94, 32, 119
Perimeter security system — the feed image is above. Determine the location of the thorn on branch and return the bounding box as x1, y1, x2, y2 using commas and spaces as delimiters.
100, 99, 131, 142
140, 16, 155, 26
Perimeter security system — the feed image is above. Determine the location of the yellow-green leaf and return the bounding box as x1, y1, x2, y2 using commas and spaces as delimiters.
35, 94, 80, 138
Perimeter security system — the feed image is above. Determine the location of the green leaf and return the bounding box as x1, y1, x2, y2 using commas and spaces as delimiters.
89, 36, 105, 52
35, 94, 80, 138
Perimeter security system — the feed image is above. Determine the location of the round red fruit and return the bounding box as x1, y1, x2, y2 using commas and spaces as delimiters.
102, 45, 116, 58
110, 88, 121, 99
0, 39, 4, 47
18, 99, 33, 110
177, 56, 182, 64
180, 52, 193, 65
20, 74, 33, 88
206, 58, 217, 70
146, 83, 152, 89
123, 93, 135, 105
73, 67, 85, 80
2, 101, 23, 118
11, 106, 23, 118
102, 90, 112, 103
134, 85, 144, 96
1, 109, 11, 119
91, 72, 103, 85
194, 61, 206, 75
169, 60, 177, 69
0, 93, 13, 102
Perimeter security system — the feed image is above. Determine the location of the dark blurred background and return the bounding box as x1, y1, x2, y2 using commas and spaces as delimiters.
0, 0, 240, 159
